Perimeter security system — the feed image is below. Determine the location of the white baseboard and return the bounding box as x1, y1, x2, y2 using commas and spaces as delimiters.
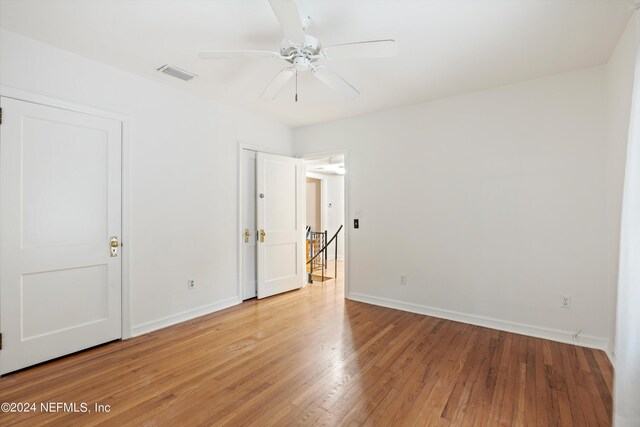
614, 415, 640, 427
348, 292, 609, 352
606, 350, 616, 368
130, 297, 241, 337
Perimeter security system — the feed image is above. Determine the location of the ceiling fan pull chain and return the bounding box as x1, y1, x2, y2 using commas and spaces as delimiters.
295, 70, 298, 102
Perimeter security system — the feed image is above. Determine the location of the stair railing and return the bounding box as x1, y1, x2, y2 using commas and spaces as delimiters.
306, 225, 343, 283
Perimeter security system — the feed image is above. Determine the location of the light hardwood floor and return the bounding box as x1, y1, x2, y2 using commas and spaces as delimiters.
0, 260, 612, 426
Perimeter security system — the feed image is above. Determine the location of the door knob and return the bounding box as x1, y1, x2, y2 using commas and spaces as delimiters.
244, 229, 251, 243
110, 236, 119, 257
259, 229, 266, 243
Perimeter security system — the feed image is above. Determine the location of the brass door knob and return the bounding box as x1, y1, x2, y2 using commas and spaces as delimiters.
110, 236, 119, 257
259, 229, 266, 243
244, 229, 251, 243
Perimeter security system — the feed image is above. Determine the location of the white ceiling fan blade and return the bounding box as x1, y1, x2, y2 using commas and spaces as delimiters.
311, 65, 359, 99
320, 40, 398, 60
260, 68, 296, 101
268, 0, 306, 45
199, 50, 281, 60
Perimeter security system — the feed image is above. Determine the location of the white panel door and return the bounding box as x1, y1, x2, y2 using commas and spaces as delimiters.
0, 97, 122, 374
256, 152, 304, 299
242, 149, 257, 300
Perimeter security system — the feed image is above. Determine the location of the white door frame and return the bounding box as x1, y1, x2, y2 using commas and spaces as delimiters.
237, 142, 294, 301
0, 85, 133, 340
298, 150, 349, 297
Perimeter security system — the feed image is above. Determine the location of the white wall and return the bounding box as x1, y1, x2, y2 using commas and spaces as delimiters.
295, 66, 613, 348
326, 175, 345, 260
0, 30, 293, 335
304, 172, 344, 260
305, 177, 322, 232
605, 17, 638, 358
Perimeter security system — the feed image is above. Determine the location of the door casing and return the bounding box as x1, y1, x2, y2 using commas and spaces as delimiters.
241, 149, 257, 300
0, 86, 132, 358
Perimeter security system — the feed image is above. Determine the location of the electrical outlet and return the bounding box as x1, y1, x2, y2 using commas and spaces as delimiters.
400, 275, 407, 286
561, 295, 571, 309
188, 279, 195, 290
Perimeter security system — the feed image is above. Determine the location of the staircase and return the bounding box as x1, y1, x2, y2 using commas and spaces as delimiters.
306, 225, 343, 284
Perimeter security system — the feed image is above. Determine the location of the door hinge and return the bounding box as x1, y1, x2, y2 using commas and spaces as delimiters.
0, 333, 3, 350
0, 107, 3, 125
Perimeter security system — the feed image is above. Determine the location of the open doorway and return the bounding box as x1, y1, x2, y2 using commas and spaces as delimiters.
238, 147, 346, 302
304, 154, 346, 286
240, 148, 305, 301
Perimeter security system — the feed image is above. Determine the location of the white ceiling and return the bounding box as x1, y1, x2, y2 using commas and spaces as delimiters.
306, 155, 345, 175
0, 0, 632, 127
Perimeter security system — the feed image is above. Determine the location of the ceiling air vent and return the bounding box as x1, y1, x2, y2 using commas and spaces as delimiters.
157, 65, 197, 81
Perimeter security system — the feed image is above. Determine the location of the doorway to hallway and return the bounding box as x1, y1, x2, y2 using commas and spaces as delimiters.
304, 154, 346, 286
239, 148, 347, 302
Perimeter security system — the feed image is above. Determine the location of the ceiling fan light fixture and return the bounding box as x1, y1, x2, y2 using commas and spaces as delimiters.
292, 56, 310, 72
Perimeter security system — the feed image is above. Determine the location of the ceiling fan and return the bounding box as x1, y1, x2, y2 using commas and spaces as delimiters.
198, 0, 397, 101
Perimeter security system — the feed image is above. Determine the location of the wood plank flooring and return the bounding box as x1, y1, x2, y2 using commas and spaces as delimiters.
0, 261, 612, 426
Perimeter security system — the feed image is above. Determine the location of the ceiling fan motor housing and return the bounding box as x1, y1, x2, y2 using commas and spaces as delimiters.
281, 35, 320, 72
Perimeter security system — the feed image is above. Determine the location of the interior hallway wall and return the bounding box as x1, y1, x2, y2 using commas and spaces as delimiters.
326, 175, 345, 260
305, 177, 322, 232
